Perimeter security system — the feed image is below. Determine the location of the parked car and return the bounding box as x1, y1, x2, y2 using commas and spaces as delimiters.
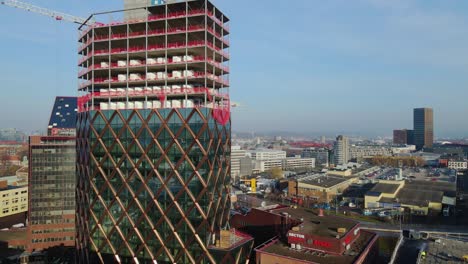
363, 209, 373, 216
378, 211, 391, 217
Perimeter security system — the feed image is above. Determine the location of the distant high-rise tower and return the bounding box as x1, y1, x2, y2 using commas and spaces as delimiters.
406, 129, 415, 145
76, 1, 253, 263
320, 136, 326, 144
393, 129, 408, 145
333, 135, 349, 165
28, 96, 77, 252
413, 108, 433, 150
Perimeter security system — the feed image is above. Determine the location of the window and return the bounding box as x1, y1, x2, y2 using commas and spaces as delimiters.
2, 208, 9, 214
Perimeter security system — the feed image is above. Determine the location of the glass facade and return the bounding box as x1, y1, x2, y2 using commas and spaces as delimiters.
414, 108, 434, 150
29, 136, 76, 251
77, 108, 234, 263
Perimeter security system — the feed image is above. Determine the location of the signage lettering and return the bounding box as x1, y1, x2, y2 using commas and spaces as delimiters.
313, 240, 332, 248
288, 233, 305, 239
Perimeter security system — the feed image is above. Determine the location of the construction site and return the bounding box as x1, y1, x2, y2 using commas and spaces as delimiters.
77, 0, 231, 124
0, 1, 253, 264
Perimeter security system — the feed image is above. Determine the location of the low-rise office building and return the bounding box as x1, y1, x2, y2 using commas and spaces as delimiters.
231, 146, 247, 180
448, 160, 467, 170
327, 168, 353, 177
349, 145, 392, 160
289, 174, 357, 203
282, 156, 315, 170
0, 180, 27, 230
249, 150, 315, 172
0, 180, 28, 219
231, 206, 378, 264
391, 145, 416, 154
249, 150, 287, 161
302, 147, 329, 166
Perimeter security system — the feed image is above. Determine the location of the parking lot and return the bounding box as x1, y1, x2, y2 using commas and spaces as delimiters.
362, 167, 457, 183
403, 167, 457, 183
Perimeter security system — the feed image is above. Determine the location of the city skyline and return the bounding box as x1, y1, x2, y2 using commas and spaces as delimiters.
1, 0, 468, 137
0, 1, 467, 263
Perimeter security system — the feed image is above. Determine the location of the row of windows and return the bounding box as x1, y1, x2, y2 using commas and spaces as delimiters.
31, 157, 75, 162
32, 195, 75, 199
31, 227, 75, 234
31, 148, 75, 154
31, 166, 75, 172
30, 206, 75, 213
31, 237, 74, 244
31, 184, 76, 189
1, 190, 27, 197
2, 205, 26, 214
1, 197, 27, 205
30, 218, 74, 225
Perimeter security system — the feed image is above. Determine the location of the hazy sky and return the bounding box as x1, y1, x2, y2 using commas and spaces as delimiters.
0, 0, 467, 138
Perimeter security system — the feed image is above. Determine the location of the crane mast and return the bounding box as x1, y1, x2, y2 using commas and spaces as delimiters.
1, 0, 93, 25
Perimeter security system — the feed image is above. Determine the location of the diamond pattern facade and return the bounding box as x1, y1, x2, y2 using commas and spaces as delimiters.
77, 108, 251, 263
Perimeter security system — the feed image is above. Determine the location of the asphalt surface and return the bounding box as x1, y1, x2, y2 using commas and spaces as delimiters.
421, 238, 468, 264
394, 239, 426, 264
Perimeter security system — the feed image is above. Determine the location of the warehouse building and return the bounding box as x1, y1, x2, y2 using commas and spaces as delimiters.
289, 174, 357, 203
364, 180, 456, 215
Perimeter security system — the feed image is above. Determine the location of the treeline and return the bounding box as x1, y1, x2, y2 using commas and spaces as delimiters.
368, 156, 425, 167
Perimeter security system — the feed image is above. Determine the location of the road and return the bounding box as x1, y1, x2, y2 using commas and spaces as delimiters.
393, 239, 426, 264
360, 221, 468, 235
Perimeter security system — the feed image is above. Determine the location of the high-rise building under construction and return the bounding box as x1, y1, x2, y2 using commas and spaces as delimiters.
76, 0, 253, 263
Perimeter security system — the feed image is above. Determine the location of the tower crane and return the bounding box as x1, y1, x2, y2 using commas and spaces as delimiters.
1, 0, 94, 25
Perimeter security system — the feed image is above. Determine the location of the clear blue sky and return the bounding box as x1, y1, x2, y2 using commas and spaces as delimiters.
0, 0, 467, 138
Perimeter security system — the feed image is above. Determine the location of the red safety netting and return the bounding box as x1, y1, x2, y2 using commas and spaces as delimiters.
79, 72, 229, 89
213, 100, 230, 126
78, 57, 229, 78
77, 88, 229, 114
78, 40, 228, 66
79, 8, 229, 40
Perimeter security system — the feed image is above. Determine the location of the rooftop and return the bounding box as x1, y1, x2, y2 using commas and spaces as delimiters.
235, 194, 280, 210
0, 230, 27, 242
298, 175, 350, 188
404, 180, 456, 193
421, 238, 468, 264
269, 207, 358, 239
249, 149, 286, 153
342, 184, 375, 198
257, 230, 377, 264
0, 185, 23, 192
370, 183, 400, 194
47, 97, 78, 130
396, 189, 444, 207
